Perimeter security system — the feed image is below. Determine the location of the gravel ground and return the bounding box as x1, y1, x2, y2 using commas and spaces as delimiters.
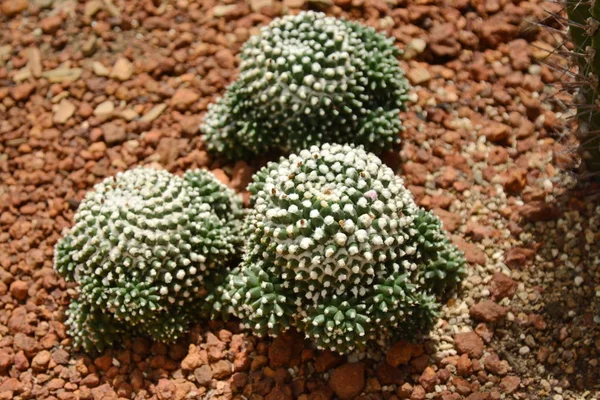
1, 0, 599, 399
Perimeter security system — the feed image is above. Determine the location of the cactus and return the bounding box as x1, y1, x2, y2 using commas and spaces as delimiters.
202, 11, 410, 161
184, 168, 245, 222
54, 168, 243, 352
565, 2, 600, 176
221, 144, 465, 353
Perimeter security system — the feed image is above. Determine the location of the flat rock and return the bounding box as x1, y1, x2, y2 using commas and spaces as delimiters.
8, 307, 31, 334
465, 391, 491, 400
93, 101, 114, 117
505, 247, 535, 268
171, 88, 199, 111
157, 137, 180, 165
155, 379, 175, 400
9, 280, 28, 300
454, 331, 484, 359
1, 0, 28, 16
470, 300, 508, 323
213, 4, 237, 17
314, 350, 344, 373
386, 340, 423, 367
329, 363, 365, 399
14, 333, 38, 357
479, 14, 518, 47
452, 236, 486, 265
110, 57, 134, 81
433, 208, 460, 233
84, 0, 103, 17
0, 378, 19, 392
91, 384, 117, 400
211, 359, 233, 379
456, 354, 473, 377
11, 83, 35, 101
120, 109, 139, 121
181, 344, 204, 370
13, 67, 32, 82
51, 348, 70, 365
194, 365, 212, 386
0, 349, 13, 371
484, 353, 509, 376
283, 0, 305, 7
92, 61, 109, 77
403, 38, 427, 60
248, 0, 273, 11
53, 99, 76, 124
419, 366, 438, 392
481, 122, 510, 143
407, 67, 431, 85
140, 104, 167, 122
519, 201, 560, 222
101, 122, 126, 145
489, 272, 517, 300
81, 374, 100, 388
429, 23, 461, 58
42, 67, 82, 83
31, 350, 50, 371
39, 14, 62, 33
27, 47, 42, 77
499, 375, 520, 393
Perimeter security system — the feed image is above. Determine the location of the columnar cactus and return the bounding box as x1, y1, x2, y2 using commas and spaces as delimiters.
54, 168, 243, 352
222, 144, 465, 353
564, 3, 600, 177
202, 11, 410, 161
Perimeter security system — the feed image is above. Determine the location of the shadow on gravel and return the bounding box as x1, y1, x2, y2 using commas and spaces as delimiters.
495, 188, 600, 395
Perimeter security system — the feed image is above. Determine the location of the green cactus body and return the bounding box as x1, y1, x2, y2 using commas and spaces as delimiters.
202, 11, 410, 161
222, 144, 466, 353
54, 168, 243, 352
184, 168, 245, 222
566, 2, 600, 175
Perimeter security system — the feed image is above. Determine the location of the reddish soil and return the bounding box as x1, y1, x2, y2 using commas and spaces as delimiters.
1, 1, 598, 400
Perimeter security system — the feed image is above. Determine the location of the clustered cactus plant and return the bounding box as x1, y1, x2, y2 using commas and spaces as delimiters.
54, 168, 243, 352
54, 13, 465, 355
219, 144, 466, 353
564, 2, 600, 177
201, 11, 410, 161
